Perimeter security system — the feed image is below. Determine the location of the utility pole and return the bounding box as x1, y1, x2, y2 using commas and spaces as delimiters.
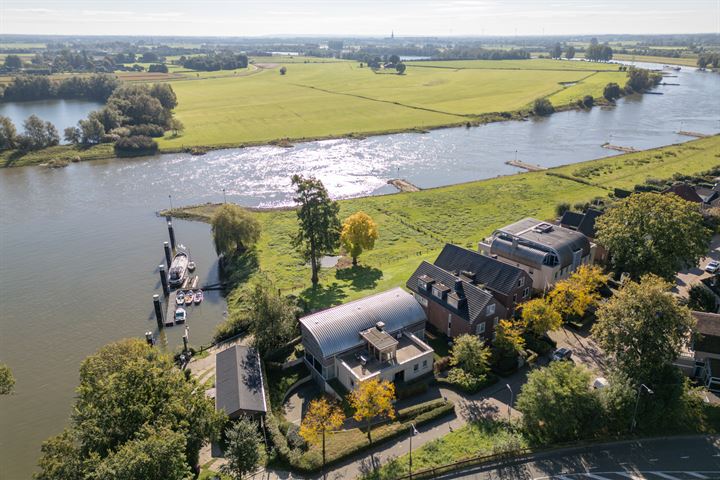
631, 383, 654, 432
408, 423, 418, 479
506, 383, 514, 421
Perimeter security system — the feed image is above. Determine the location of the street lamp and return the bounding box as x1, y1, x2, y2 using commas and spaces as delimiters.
168, 194, 173, 212
222, 188, 227, 204
631, 383, 654, 432
408, 423, 419, 479
506, 383, 514, 421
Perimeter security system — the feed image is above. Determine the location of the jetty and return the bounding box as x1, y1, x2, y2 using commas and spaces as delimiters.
601, 143, 638, 153
505, 160, 547, 172
677, 131, 709, 138
388, 178, 421, 192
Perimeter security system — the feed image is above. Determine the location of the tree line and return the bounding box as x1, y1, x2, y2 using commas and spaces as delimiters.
179, 52, 249, 71
697, 53, 720, 69
0, 74, 119, 103
434, 47, 530, 61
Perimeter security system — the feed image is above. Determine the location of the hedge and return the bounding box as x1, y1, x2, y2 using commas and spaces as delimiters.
436, 373, 499, 394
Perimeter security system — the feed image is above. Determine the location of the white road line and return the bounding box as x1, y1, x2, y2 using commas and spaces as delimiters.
649, 473, 682, 480
686, 473, 709, 479
616, 472, 647, 479
583, 474, 614, 480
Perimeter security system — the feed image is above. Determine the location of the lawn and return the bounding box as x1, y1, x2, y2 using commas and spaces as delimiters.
171, 135, 720, 313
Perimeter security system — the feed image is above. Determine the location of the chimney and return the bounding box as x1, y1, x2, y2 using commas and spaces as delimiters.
454, 278, 463, 292
376, 321, 385, 331
511, 236, 519, 249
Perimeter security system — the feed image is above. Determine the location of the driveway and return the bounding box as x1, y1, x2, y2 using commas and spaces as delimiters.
674, 234, 720, 299
548, 326, 607, 375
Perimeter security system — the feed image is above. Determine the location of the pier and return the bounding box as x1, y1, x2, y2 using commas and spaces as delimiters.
388, 178, 421, 192
505, 160, 547, 172
677, 131, 709, 138
601, 143, 638, 153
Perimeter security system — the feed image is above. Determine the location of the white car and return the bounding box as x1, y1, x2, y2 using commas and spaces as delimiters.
706, 260, 720, 274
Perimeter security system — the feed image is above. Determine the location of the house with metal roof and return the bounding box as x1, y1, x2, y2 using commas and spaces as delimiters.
299, 288, 434, 391
406, 244, 528, 340
216, 345, 267, 419
479, 218, 596, 291
559, 208, 608, 263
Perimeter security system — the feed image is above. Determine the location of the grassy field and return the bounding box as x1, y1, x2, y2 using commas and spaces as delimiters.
548, 71, 626, 105
157, 59, 626, 150
406, 59, 622, 71
612, 53, 699, 67
170, 135, 720, 312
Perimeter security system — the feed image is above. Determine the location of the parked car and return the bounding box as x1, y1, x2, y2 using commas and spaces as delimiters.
551, 347, 573, 362
706, 260, 720, 274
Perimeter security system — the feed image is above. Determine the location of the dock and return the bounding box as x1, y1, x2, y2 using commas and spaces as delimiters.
388, 178, 421, 192
505, 160, 547, 172
601, 143, 638, 153
677, 131, 709, 138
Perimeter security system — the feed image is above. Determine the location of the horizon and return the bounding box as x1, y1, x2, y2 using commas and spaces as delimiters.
2, 0, 718, 38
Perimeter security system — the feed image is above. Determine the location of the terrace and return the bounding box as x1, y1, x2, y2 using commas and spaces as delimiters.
339, 333, 432, 382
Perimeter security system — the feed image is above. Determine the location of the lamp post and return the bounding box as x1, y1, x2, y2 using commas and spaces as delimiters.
408, 423, 418, 479
222, 188, 227, 204
168, 194, 173, 213
631, 383, 654, 433
506, 383, 514, 421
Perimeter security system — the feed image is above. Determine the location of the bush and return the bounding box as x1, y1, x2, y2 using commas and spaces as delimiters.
129, 123, 166, 137
582, 95, 594, 108
437, 370, 498, 394
603, 82, 622, 101
396, 398, 447, 420
555, 202, 571, 217
689, 284, 718, 313
532, 98, 555, 116
286, 423, 308, 450
148, 63, 169, 73
114, 135, 158, 155
395, 377, 430, 400
212, 312, 251, 343
433, 356, 451, 373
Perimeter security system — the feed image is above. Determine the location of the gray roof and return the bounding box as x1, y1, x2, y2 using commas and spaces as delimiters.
299, 288, 426, 360
433, 244, 528, 295
493, 218, 591, 269
407, 261, 495, 324
560, 209, 602, 238
216, 345, 267, 416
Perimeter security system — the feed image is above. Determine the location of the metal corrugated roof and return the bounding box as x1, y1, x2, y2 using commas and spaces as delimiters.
299, 288, 426, 360
495, 218, 590, 268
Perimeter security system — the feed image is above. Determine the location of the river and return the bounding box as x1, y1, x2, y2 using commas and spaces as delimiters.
0, 63, 718, 478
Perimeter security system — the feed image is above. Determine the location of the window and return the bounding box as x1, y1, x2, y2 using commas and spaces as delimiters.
518, 277, 524, 287
418, 279, 427, 290
493, 317, 499, 327
476, 322, 486, 334
448, 296, 459, 309
432, 286, 443, 299
423, 359, 428, 368
513, 294, 517, 303
350, 379, 354, 388
523, 287, 530, 298
486, 304, 496, 316
414, 363, 419, 372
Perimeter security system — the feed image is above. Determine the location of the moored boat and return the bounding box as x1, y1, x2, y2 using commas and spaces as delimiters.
194, 289, 203, 304
174, 307, 187, 324
184, 292, 194, 305
176, 290, 185, 305
168, 251, 189, 287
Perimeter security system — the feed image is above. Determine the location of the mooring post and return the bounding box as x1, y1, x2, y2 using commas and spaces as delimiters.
145, 331, 154, 346
163, 242, 172, 268
182, 333, 189, 354
168, 221, 176, 250
159, 265, 169, 296
153, 294, 164, 329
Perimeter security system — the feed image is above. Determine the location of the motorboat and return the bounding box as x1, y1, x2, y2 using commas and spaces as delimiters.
194, 289, 203, 304
187, 261, 196, 272
176, 290, 185, 305
168, 251, 189, 287
184, 291, 194, 306
174, 307, 187, 324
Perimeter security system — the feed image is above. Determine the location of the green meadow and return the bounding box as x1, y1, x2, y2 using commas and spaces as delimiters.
171, 135, 720, 312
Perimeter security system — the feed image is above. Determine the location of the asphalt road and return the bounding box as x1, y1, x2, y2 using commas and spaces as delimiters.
448, 436, 720, 480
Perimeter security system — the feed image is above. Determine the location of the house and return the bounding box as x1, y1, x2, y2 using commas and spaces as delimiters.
215, 345, 267, 419
299, 288, 434, 392
479, 218, 595, 291
406, 244, 530, 339
662, 183, 704, 204
662, 183, 720, 210
559, 208, 608, 263
685, 312, 720, 392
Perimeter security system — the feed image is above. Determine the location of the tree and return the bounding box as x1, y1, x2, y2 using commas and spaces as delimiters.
547, 265, 606, 321
582, 95, 594, 108
521, 298, 562, 336
63, 126, 81, 145
299, 397, 344, 472
493, 319, 525, 355
291, 175, 341, 285
0, 363, 15, 395
221, 417, 264, 480
550, 42, 562, 59
395, 62, 406, 74
4, 54, 22, 70
688, 284, 717, 312
78, 118, 105, 145
592, 275, 695, 384
168, 117, 184, 136
18, 115, 59, 150
516, 362, 601, 443
149, 83, 178, 110
449, 333, 491, 377
244, 280, 298, 355
211, 204, 261, 257
348, 378, 396, 444
565, 45, 576, 59
555, 202, 571, 217
603, 82, 622, 101
0, 115, 18, 150
340, 211, 379, 266
388, 54, 401, 65
532, 98, 554, 116
279, 66, 287, 75
34, 339, 224, 479
595, 192, 711, 280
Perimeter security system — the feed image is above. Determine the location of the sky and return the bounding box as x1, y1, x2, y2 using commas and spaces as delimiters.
1, 0, 718, 37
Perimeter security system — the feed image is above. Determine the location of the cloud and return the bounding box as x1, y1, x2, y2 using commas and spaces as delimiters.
7, 7, 55, 14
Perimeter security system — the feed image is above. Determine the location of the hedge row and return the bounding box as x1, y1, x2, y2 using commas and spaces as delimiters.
436, 373, 499, 394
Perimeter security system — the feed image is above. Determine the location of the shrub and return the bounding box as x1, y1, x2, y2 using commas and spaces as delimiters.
396, 398, 447, 420
555, 202, 571, 217
433, 356, 451, 373
129, 123, 166, 137
532, 98, 555, 116
395, 377, 430, 400
689, 284, 718, 313
286, 423, 308, 450
114, 135, 158, 155
213, 311, 251, 343
603, 82, 622, 101
582, 95, 594, 108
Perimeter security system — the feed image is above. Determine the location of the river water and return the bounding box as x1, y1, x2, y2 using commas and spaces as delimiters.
0, 64, 718, 477
0, 99, 103, 143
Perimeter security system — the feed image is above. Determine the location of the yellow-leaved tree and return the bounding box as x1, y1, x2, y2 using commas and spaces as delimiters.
340, 211, 379, 266
493, 319, 526, 356
521, 297, 562, 337
547, 265, 607, 320
348, 378, 396, 444
299, 397, 345, 472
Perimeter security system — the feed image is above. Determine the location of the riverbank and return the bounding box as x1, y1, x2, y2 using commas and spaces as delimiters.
168, 135, 720, 315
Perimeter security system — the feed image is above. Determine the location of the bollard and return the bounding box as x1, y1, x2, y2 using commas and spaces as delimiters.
163, 242, 172, 268
182, 333, 189, 354
153, 294, 164, 329
159, 265, 169, 296
145, 331, 154, 346
168, 222, 176, 250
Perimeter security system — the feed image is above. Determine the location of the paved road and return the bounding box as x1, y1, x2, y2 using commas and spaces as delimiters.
448, 436, 720, 480
674, 235, 720, 300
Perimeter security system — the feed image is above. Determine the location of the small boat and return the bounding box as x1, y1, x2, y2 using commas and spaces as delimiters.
168, 251, 189, 287
194, 289, 203, 304
187, 261, 196, 272
184, 291, 194, 305
175, 290, 185, 305
174, 307, 187, 324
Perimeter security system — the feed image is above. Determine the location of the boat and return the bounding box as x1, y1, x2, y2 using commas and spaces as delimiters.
184, 291, 194, 305
174, 307, 187, 324
176, 290, 185, 305
187, 261, 196, 272
194, 289, 203, 304
168, 251, 189, 288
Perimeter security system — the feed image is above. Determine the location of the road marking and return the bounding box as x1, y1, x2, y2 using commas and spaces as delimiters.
686, 474, 709, 479
583, 474, 614, 480
679, 456, 690, 459
616, 472, 647, 479
649, 473, 682, 480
